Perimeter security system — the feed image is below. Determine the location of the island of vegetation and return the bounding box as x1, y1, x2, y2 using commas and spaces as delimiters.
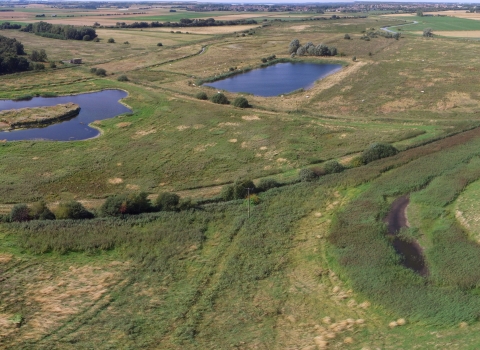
0, 102, 80, 130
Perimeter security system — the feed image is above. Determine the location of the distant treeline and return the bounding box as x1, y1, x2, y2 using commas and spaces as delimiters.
112, 18, 257, 29
21, 21, 97, 41
0, 22, 21, 29
0, 35, 29, 74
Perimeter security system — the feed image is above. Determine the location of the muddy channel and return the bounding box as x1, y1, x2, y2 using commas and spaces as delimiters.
384, 195, 428, 276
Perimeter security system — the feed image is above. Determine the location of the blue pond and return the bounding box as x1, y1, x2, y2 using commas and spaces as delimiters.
0, 89, 131, 141
204, 62, 342, 97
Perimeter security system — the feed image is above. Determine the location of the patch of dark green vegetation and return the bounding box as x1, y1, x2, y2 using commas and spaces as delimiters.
21, 21, 97, 41
0, 35, 29, 74
329, 128, 480, 325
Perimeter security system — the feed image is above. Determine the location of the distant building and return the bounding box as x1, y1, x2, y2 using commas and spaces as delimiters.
69, 58, 82, 64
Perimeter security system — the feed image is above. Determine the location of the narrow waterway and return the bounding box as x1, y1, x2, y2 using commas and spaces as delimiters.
385, 195, 428, 276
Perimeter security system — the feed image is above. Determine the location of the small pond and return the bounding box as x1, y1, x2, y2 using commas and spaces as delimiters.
0, 89, 131, 141
204, 62, 342, 97
385, 196, 428, 276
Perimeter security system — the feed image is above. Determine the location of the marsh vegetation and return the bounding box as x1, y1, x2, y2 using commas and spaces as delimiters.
2, 4, 480, 349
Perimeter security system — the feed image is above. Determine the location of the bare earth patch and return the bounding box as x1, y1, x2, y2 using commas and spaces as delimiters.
242, 115, 260, 121
116, 122, 132, 128
108, 178, 123, 184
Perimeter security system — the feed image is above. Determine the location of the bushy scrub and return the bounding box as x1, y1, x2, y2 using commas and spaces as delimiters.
323, 160, 345, 174
100, 192, 152, 217
10, 204, 30, 222
298, 168, 318, 182
257, 178, 280, 192
232, 97, 250, 108
55, 201, 94, 220
220, 180, 255, 201
361, 143, 398, 164
30, 200, 55, 220
195, 92, 208, 100
156, 192, 180, 211
117, 75, 129, 82
211, 93, 229, 105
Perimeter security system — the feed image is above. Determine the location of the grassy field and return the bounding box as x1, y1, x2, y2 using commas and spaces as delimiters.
3, 6, 480, 348
387, 15, 480, 31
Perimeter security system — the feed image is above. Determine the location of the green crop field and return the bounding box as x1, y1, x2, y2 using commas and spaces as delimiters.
3, 5, 480, 349
389, 15, 480, 31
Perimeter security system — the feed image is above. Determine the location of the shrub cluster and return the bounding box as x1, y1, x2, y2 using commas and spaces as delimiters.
211, 92, 229, 105
220, 179, 256, 201
0, 35, 30, 74
361, 143, 398, 164
0, 22, 21, 30
195, 92, 208, 100
90, 67, 107, 76
21, 21, 97, 41
288, 39, 337, 57
260, 55, 276, 63
232, 97, 250, 108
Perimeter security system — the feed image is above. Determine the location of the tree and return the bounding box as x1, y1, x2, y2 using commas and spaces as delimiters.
361, 143, 398, 164
196, 92, 208, 100
30, 50, 40, 62
220, 180, 255, 201
417, 10, 424, 17
211, 92, 229, 105
288, 39, 300, 54
10, 204, 30, 222
95, 68, 107, 76
423, 28, 433, 37
55, 201, 93, 220
232, 97, 250, 108
100, 192, 152, 216
156, 192, 180, 211
30, 200, 55, 220
299, 168, 317, 182
323, 160, 345, 174
296, 46, 306, 56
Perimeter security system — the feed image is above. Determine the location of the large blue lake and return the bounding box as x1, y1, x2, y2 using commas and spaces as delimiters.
204, 62, 342, 97
0, 89, 131, 141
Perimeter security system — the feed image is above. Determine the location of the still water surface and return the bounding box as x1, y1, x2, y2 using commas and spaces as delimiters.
0, 89, 131, 141
204, 62, 342, 97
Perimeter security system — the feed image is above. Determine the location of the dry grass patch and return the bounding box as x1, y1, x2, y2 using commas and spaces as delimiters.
108, 178, 123, 184
116, 122, 132, 128
241, 115, 260, 121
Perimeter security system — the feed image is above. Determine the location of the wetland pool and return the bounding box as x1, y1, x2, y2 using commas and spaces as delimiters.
0, 89, 131, 141
204, 62, 342, 97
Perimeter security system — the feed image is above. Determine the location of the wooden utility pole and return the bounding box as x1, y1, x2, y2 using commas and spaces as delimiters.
247, 187, 254, 218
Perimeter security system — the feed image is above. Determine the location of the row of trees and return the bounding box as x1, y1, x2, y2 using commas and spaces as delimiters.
7, 192, 191, 222
288, 39, 337, 57
112, 18, 257, 29
0, 22, 21, 30
196, 92, 250, 108
21, 22, 97, 41
299, 142, 399, 182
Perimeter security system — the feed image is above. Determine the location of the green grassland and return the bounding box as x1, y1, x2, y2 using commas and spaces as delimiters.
2, 8, 480, 348
390, 15, 480, 31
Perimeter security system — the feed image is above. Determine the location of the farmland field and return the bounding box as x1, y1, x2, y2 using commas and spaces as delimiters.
3, 3, 480, 349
